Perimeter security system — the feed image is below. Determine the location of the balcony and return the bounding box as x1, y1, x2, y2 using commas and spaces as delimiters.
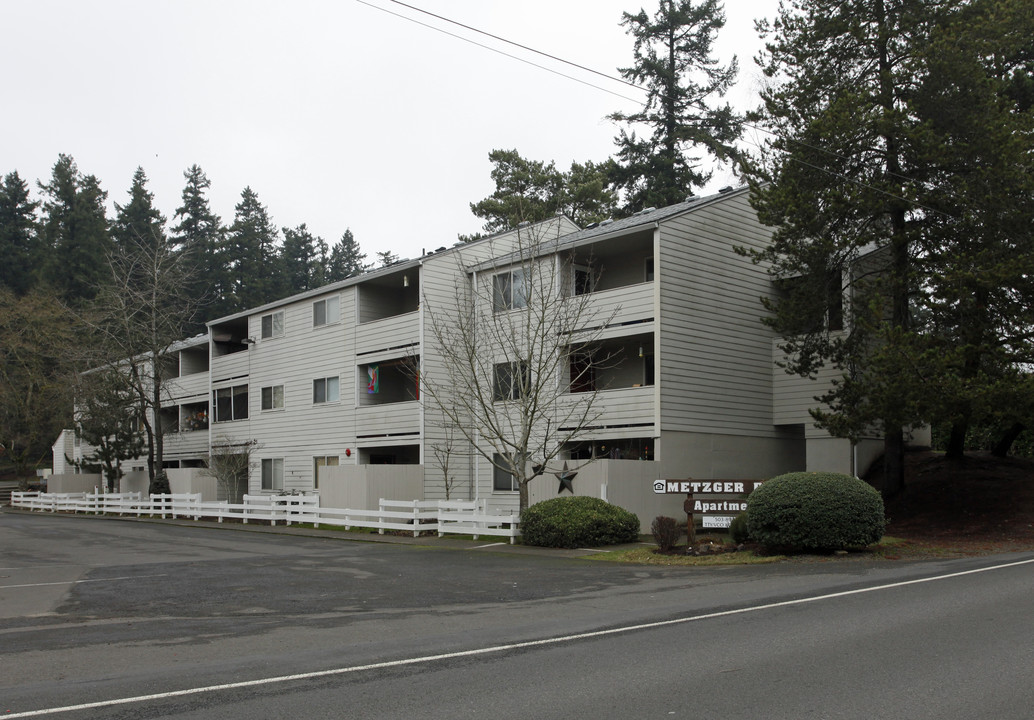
355, 311, 420, 358
575, 284, 654, 339
355, 401, 421, 440
557, 385, 656, 435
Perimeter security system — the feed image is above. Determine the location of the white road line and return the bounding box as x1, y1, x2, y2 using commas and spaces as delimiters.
471, 542, 505, 549
7, 556, 1034, 718
0, 574, 167, 590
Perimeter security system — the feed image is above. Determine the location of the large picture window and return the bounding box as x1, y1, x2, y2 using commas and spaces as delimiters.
313, 296, 340, 327
261, 458, 284, 491
493, 268, 529, 312
213, 385, 249, 422
313, 376, 340, 404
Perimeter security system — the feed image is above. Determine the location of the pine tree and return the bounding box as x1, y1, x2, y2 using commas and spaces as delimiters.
465, 149, 617, 238
376, 250, 400, 267
223, 187, 280, 312
112, 167, 166, 254
0, 171, 40, 296
281, 223, 322, 293
171, 165, 224, 324
326, 228, 369, 282
748, 0, 1034, 491
609, 0, 741, 214
38, 155, 112, 304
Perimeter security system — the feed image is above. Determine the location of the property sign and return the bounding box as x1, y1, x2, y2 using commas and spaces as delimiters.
653, 479, 764, 495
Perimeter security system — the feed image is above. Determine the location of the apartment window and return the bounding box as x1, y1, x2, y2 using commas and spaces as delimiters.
313, 296, 340, 327
493, 361, 529, 402
213, 385, 249, 422
261, 458, 284, 491
571, 264, 594, 296
492, 453, 521, 492
313, 376, 340, 404
313, 455, 339, 489
645, 257, 654, 282
643, 350, 655, 387
261, 385, 285, 411
261, 310, 284, 339
493, 268, 529, 311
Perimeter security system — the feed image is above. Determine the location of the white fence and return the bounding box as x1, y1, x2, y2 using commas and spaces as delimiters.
10, 492, 521, 543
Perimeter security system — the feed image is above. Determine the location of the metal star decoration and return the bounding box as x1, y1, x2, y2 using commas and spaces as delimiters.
555, 462, 577, 494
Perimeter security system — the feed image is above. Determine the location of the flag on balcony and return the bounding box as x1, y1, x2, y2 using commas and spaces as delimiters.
367, 365, 379, 394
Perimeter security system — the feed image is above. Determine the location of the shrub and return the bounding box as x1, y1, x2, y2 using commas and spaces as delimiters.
746, 471, 885, 552
521, 496, 640, 548
651, 516, 682, 551
728, 512, 750, 544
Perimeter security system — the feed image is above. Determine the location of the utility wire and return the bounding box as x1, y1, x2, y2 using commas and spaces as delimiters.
353, 0, 643, 105
358, 0, 958, 219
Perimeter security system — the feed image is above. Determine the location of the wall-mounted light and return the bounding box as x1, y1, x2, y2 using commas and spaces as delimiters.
403, 275, 409, 288
638, 345, 644, 358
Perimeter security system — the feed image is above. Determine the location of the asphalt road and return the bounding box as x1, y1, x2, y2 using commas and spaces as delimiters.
2, 510, 1032, 719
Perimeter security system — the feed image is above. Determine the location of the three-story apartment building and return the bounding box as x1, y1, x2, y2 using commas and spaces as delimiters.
87, 187, 888, 520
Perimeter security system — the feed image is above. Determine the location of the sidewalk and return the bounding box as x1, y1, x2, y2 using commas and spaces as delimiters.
0, 505, 646, 559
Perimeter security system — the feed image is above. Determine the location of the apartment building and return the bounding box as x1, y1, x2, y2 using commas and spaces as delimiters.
93, 187, 882, 519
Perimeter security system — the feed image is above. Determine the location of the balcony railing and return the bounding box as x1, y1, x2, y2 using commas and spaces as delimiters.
355, 400, 421, 439
356, 311, 420, 357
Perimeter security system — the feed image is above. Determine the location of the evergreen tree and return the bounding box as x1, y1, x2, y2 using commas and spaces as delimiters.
376, 250, 400, 267
0, 171, 40, 296
281, 223, 322, 293
465, 149, 617, 238
171, 165, 224, 324
748, 0, 1034, 492
112, 167, 166, 254
326, 228, 369, 282
609, 0, 741, 214
38, 155, 112, 304
223, 187, 280, 312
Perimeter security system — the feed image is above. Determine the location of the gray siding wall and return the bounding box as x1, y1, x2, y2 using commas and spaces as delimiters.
657, 192, 779, 438
237, 288, 356, 494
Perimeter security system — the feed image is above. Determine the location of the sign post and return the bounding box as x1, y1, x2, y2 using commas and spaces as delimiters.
683, 493, 696, 546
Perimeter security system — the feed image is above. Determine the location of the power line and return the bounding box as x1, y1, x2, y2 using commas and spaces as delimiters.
357, 0, 959, 219
354, 0, 643, 105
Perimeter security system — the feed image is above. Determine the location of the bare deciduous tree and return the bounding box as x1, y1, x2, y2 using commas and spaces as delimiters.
420, 222, 616, 512
82, 231, 202, 482
205, 436, 258, 504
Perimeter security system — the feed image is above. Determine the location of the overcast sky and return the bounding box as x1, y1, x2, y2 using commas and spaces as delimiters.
3, 0, 780, 263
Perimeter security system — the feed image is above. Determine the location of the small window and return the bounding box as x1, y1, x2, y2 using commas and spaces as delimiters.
645, 257, 654, 282
313, 296, 340, 327
313, 376, 340, 404
643, 350, 655, 387
213, 385, 249, 422
261, 385, 284, 411
261, 310, 284, 339
572, 265, 594, 296
493, 361, 529, 401
261, 458, 284, 491
492, 453, 521, 492
493, 268, 529, 311
313, 455, 339, 489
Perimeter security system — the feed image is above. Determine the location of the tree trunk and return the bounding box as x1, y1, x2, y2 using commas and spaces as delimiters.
519, 479, 529, 515
944, 419, 969, 460
882, 428, 905, 498
992, 423, 1025, 458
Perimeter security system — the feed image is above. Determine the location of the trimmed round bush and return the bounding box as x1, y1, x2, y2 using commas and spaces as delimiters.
521, 497, 640, 548
746, 471, 885, 552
